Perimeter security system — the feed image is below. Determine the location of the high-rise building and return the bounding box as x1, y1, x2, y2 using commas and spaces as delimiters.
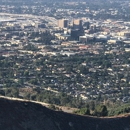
83, 21, 90, 29
58, 19, 68, 28
73, 19, 82, 30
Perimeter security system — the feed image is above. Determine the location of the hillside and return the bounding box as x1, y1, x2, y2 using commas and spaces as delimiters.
0, 97, 130, 130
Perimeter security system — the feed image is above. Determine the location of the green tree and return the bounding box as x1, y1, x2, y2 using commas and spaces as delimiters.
49, 104, 56, 110
75, 108, 90, 115
4, 88, 9, 96
89, 101, 95, 111
79, 66, 88, 74
94, 105, 108, 117
24, 71, 29, 77
29, 79, 38, 85
11, 87, 19, 98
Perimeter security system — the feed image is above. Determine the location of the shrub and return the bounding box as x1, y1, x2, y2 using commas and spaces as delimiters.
93, 105, 108, 117
74, 108, 90, 115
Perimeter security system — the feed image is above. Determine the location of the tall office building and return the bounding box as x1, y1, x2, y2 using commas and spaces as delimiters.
58, 19, 68, 28
71, 19, 84, 40
83, 21, 90, 29
73, 19, 82, 30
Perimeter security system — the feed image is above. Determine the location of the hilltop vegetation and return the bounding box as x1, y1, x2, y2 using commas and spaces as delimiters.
0, 97, 130, 130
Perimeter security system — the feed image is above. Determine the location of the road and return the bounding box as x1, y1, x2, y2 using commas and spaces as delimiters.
0, 12, 58, 27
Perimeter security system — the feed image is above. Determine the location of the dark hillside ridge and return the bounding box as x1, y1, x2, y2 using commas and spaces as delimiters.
0, 98, 130, 130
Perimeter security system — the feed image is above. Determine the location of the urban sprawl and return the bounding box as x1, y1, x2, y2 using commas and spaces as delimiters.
0, 0, 130, 107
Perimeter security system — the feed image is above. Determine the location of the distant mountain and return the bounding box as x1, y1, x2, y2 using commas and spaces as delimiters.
0, 0, 116, 2
0, 97, 130, 130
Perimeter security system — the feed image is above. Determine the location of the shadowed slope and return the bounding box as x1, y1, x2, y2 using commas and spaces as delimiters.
0, 98, 130, 130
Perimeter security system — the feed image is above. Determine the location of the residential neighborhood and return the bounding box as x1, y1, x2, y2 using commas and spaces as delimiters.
0, 0, 130, 107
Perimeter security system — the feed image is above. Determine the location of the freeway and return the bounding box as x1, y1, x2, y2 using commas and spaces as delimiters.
0, 12, 58, 26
